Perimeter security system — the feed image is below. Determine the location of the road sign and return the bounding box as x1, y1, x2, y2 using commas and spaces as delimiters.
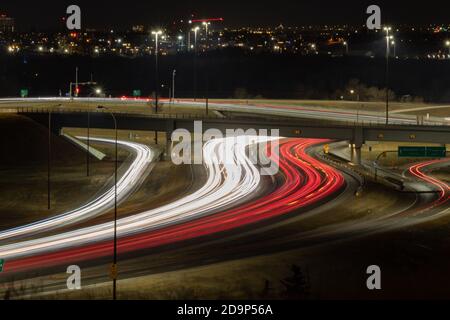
133, 90, 141, 97
20, 89, 29, 98
426, 147, 447, 158
398, 146, 447, 158
0, 259, 5, 273
110, 263, 118, 280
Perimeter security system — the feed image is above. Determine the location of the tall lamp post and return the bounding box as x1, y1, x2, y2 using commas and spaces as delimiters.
343, 41, 349, 55
87, 110, 90, 177
203, 22, 211, 115
445, 40, 450, 58
97, 106, 118, 300
384, 27, 393, 125
48, 110, 52, 210
152, 30, 163, 113
391, 40, 396, 58
193, 27, 200, 101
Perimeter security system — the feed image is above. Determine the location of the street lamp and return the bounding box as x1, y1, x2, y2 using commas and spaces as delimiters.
203, 22, 211, 114
391, 40, 396, 58
48, 110, 52, 210
193, 27, 200, 50
97, 105, 118, 301
384, 26, 392, 125
193, 27, 200, 101
445, 40, 450, 58
177, 35, 184, 51
343, 41, 349, 55
203, 22, 211, 49
350, 89, 360, 101
152, 30, 163, 113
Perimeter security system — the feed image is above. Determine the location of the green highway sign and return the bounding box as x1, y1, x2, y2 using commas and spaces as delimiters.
133, 90, 142, 97
427, 147, 448, 158
0, 259, 4, 273
20, 89, 29, 98
398, 146, 447, 158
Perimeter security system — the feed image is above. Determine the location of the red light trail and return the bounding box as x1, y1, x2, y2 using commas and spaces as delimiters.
4, 139, 345, 273
409, 159, 450, 209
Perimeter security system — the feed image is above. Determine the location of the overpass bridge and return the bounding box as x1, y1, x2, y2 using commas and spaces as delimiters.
18, 108, 449, 165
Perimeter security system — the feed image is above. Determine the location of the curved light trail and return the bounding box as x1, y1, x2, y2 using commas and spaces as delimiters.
0, 136, 277, 265
409, 159, 450, 210
2, 138, 346, 273
0, 137, 155, 241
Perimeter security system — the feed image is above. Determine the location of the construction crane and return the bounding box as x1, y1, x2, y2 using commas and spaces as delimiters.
189, 18, 224, 24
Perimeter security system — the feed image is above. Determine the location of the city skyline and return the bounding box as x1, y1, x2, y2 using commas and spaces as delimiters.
1, 1, 450, 30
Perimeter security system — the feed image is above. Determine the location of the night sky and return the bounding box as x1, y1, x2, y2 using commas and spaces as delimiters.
1, 0, 450, 30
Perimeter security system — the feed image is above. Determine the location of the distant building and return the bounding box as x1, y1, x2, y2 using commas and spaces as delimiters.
132, 25, 145, 33
0, 14, 14, 33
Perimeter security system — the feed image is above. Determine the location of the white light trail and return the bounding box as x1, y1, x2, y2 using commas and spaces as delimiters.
0, 137, 155, 241
0, 136, 277, 259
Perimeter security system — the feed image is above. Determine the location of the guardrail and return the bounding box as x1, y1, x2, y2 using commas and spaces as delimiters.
12, 107, 220, 120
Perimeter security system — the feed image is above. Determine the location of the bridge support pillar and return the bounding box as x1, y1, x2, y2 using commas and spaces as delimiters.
351, 144, 362, 166
355, 146, 362, 166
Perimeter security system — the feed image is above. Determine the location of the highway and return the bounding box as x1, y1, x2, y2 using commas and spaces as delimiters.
0, 98, 449, 299
0, 136, 279, 269
1, 97, 449, 125
0, 137, 350, 275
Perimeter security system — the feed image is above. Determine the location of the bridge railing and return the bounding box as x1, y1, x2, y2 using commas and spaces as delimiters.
12, 107, 220, 120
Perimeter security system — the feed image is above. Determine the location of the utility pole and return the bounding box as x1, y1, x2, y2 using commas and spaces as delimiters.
203, 22, 211, 115
47, 110, 51, 210
384, 27, 392, 125
172, 70, 176, 103
152, 31, 162, 113
193, 27, 199, 101
97, 106, 118, 300
87, 111, 90, 177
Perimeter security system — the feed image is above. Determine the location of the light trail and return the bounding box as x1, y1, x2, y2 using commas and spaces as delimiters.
0, 136, 276, 266
409, 159, 450, 210
3, 138, 346, 272
0, 137, 155, 241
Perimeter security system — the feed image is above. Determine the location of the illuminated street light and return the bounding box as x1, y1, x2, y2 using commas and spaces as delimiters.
193, 26, 200, 49
391, 39, 396, 58
152, 30, 163, 113
343, 41, 349, 54
202, 21, 212, 114
203, 21, 211, 49
445, 40, 450, 57
350, 89, 360, 101
193, 26, 200, 101
384, 26, 392, 125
